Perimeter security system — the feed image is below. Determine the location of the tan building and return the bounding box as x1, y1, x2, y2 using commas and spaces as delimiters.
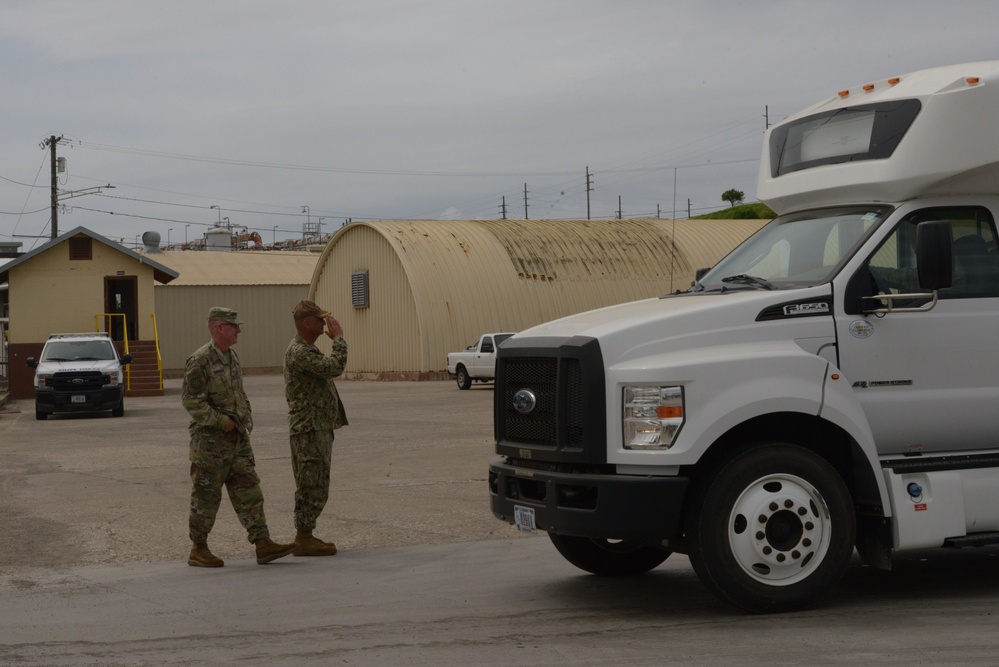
308, 218, 766, 379
153, 249, 319, 374
1, 227, 179, 399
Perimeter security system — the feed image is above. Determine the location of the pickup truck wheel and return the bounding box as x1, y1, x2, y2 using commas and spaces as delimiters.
112, 398, 124, 417
35, 405, 48, 420
548, 533, 670, 575
455, 365, 472, 390
686, 443, 855, 613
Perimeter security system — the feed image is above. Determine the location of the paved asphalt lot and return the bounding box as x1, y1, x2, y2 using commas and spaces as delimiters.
3, 376, 999, 665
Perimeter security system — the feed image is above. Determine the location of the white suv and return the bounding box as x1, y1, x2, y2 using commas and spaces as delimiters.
26, 333, 132, 420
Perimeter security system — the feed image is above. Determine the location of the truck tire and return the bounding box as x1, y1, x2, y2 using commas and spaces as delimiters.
455, 365, 472, 390
548, 533, 670, 576
112, 398, 124, 418
685, 443, 855, 613
35, 405, 47, 420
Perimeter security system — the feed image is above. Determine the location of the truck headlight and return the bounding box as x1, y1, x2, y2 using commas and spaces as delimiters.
35, 373, 53, 388
623, 385, 684, 450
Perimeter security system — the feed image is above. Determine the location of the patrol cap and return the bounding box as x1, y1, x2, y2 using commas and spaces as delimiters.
208, 306, 242, 325
293, 299, 330, 321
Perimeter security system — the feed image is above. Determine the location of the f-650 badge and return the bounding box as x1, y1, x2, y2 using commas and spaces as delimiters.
784, 302, 830, 316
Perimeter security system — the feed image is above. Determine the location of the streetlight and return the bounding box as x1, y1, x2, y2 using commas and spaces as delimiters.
210, 204, 222, 225
185, 224, 190, 244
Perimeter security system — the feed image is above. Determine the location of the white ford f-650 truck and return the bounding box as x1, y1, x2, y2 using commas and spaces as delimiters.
489, 61, 999, 612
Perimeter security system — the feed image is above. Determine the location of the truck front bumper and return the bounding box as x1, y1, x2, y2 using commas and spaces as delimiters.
35, 387, 124, 414
489, 458, 689, 545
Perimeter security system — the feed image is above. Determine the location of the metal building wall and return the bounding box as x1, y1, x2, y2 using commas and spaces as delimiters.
310, 218, 766, 378
311, 224, 422, 375
155, 284, 311, 373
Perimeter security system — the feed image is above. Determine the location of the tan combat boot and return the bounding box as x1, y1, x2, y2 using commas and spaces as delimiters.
188, 542, 224, 568
293, 531, 338, 557
255, 538, 296, 564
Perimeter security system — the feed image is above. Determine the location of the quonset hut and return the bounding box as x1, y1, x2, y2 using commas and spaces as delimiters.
308, 218, 766, 379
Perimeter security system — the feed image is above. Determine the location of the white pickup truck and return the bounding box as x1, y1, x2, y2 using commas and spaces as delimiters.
447, 332, 514, 390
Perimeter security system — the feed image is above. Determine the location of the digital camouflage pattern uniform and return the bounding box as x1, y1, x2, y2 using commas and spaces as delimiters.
183, 341, 271, 544
283, 334, 348, 533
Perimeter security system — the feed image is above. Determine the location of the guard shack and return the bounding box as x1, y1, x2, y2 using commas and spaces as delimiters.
0, 227, 179, 399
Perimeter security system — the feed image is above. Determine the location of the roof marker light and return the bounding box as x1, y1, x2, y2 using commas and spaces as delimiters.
838, 89, 850, 97
863, 84, 875, 91
888, 77, 901, 85
967, 77, 980, 84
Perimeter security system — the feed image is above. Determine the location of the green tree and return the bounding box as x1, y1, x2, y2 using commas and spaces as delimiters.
722, 189, 745, 207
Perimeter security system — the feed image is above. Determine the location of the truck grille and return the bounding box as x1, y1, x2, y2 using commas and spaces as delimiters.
50, 371, 107, 391
494, 336, 605, 463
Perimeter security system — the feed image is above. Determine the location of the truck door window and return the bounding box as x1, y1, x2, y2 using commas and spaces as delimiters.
865, 207, 999, 301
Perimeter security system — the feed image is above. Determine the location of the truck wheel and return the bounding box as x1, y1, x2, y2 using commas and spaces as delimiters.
686, 443, 855, 613
112, 398, 124, 418
35, 405, 48, 420
455, 366, 472, 390
548, 533, 670, 576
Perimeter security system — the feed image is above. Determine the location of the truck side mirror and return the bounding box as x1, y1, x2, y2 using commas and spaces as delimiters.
26, 357, 37, 368
916, 220, 953, 291
695, 267, 711, 281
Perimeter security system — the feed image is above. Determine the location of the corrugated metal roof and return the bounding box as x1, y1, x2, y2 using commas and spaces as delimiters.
155, 250, 319, 286
311, 218, 767, 376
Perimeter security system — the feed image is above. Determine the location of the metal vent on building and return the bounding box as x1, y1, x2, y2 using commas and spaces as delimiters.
351, 270, 369, 308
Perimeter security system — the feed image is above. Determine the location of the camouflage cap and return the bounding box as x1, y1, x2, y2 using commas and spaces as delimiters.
293, 299, 330, 321
208, 306, 242, 325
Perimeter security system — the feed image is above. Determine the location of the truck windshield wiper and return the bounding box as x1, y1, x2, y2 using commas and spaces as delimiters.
721, 274, 776, 290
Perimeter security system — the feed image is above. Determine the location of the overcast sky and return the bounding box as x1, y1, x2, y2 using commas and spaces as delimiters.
2, 0, 997, 251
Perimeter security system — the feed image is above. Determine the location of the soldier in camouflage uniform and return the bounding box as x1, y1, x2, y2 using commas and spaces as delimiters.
283, 299, 348, 557
183, 306, 296, 567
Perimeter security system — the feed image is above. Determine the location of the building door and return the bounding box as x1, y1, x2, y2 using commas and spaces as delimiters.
105, 276, 138, 342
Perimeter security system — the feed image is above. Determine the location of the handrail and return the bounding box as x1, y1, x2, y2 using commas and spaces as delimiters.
150, 312, 163, 390
94, 313, 130, 391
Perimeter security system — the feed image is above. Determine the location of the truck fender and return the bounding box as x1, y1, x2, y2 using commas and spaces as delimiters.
817, 363, 891, 517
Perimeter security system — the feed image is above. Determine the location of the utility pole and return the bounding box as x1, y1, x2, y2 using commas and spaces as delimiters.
523, 183, 529, 220
42, 135, 65, 239
585, 166, 593, 220
499, 195, 507, 220
764, 104, 770, 130
617, 195, 622, 220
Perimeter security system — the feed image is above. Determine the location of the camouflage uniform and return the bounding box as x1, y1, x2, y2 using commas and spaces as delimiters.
283, 334, 348, 532
183, 340, 271, 544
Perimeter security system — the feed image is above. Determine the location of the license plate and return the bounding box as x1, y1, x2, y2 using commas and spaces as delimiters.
71, 395, 86, 404
514, 505, 537, 534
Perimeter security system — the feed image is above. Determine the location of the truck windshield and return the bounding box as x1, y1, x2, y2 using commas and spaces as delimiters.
694, 206, 891, 291
42, 340, 117, 361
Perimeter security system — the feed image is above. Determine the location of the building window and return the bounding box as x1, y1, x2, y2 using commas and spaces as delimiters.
69, 237, 92, 260
351, 270, 369, 308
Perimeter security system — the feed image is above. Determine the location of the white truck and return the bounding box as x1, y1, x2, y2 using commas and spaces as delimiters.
489, 61, 999, 613
447, 332, 515, 390
26, 332, 132, 420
